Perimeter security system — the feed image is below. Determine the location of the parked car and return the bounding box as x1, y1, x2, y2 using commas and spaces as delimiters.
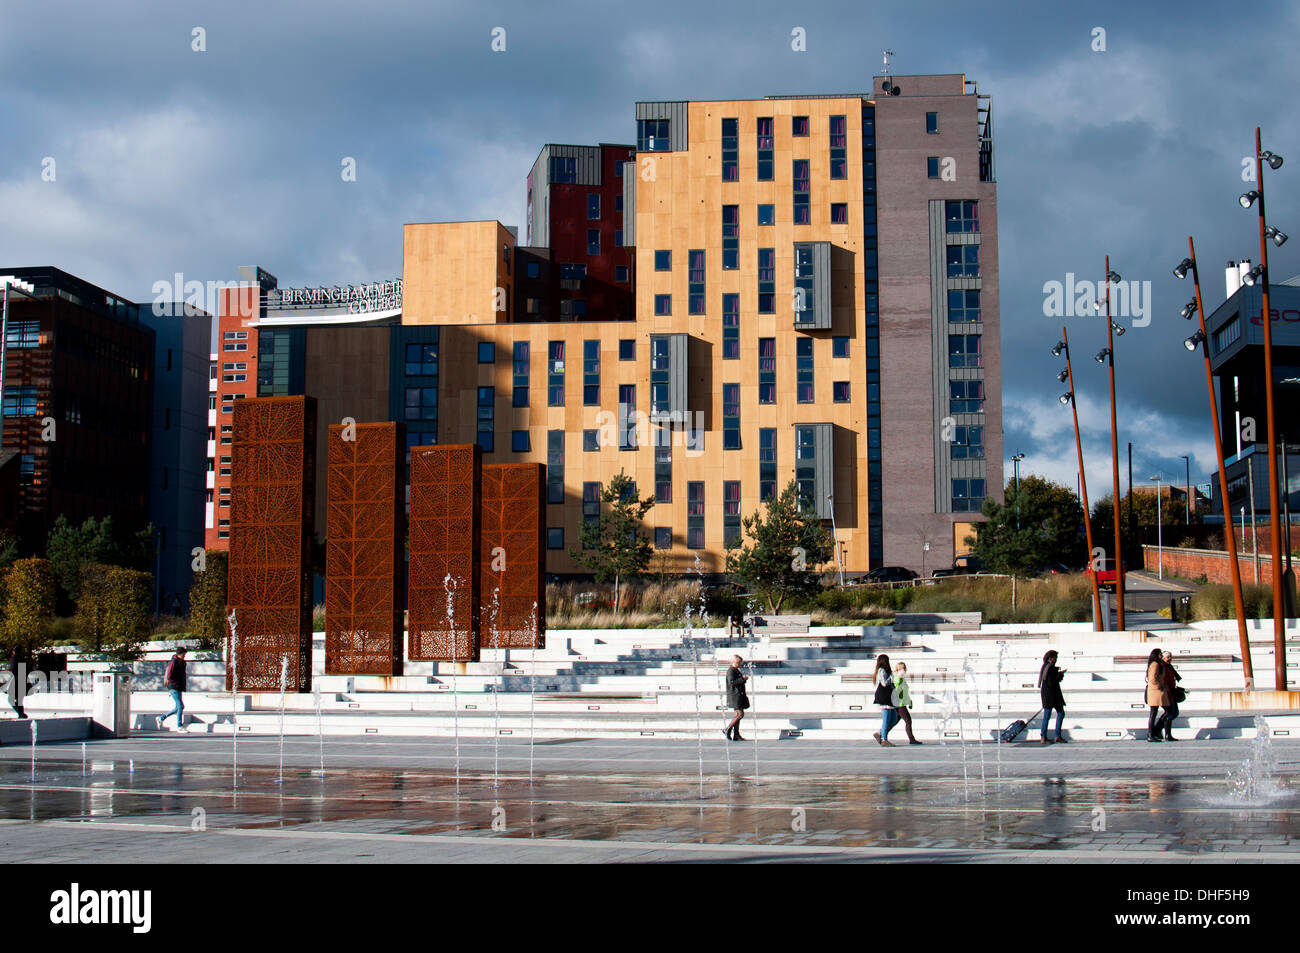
932, 554, 983, 578
864, 566, 919, 583
1086, 558, 1126, 591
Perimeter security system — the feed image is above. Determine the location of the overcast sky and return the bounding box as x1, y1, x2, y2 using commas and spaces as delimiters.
2, 0, 1296, 501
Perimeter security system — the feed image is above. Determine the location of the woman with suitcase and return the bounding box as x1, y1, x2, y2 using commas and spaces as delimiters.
1038, 650, 1067, 744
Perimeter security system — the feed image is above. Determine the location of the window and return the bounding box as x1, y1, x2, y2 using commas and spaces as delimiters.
619, 339, 635, 361
945, 200, 978, 233
548, 341, 565, 406
619, 383, 637, 450
550, 156, 577, 182
583, 429, 599, 452
19, 453, 33, 484
722, 205, 739, 269
513, 341, 530, 407
952, 478, 986, 513
615, 230, 623, 247
654, 428, 672, 502
833, 336, 849, 358
833, 381, 851, 403
759, 428, 776, 501
650, 337, 670, 416
829, 115, 847, 179
527, 261, 540, 279
615, 195, 623, 211
756, 117, 774, 180
687, 482, 705, 549
587, 194, 601, 220
948, 335, 983, 368
948, 289, 981, 323
950, 425, 984, 459
512, 430, 530, 453
792, 115, 809, 137
583, 482, 601, 543
547, 430, 564, 504
5, 319, 39, 348
587, 229, 600, 255
404, 387, 437, 422
616, 265, 629, 283
946, 244, 979, 278
405, 341, 438, 376
637, 118, 670, 151
758, 204, 774, 226
2, 386, 39, 416
655, 250, 672, 271
927, 157, 940, 178
723, 383, 740, 450
477, 386, 495, 452
758, 248, 775, 313
796, 338, 814, 403
688, 250, 705, 315
723, 481, 741, 547
478, 341, 495, 363
547, 527, 565, 550
950, 379, 985, 413
795, 425, 817, 507
830, 202, 848, 225
559, 263, 587, 281
654, 294, 672, 316
722, 117, 738, 181
926, 111, 939, 134
758, 338, 776, 403
583, 339, 600, 405
722, 293, 739, 360
1213, 316, 1242, 354
223, 342, 246, 351
793, 159, 810, 224
655, 527, 672, 550
794, 245, 815, 319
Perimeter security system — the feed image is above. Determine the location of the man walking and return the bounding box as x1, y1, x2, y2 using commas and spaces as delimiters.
159, 646, 188, 731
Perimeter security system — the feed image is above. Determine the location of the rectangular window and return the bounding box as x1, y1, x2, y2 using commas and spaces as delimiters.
513, 341, 530, 406
832, 336, 849, 358
2, 386, 39, 416
548, 340, 565, 406
559, 263, 587, 281
946, 244, 980, 278
654, 427, 672, 503
550, 156, 577, 182
758, 338, 776, 404
794, 245, 815, 320
654, 250, 672, 271
615, 195, 623, 211
949, 379, 985, 413
619, 339, 635, 361
477, 386, 495, 452
687, 482, 705, 550
583, 429, 599, 452
527, 261, 540, 279
947, 289, 981, 323
952, 478, 986, 513
793, 159, 810, 224
478, 341, 495, 363
927, 156, 940, 178
587, 229, 600, 255
405, 341, 438, 376
547, 527, 564, 550
654, 294, 672, 316
655, 527, 672, 550
948, 335, 983, 368
404, 386, 438, 422
5, 319, 40, 348
512, 430, 530, 453
723, 481, 741, 547
723, 383, 740, 450
756, 117, 774, 180
722, 293, 739, 360
795, 425, 818, 508
721, 117, 738, 181
758, 248, 775, 313
619, 383, 637, 450
587, 193, 601, 220
829, 115, 847, 179
582, 481, 601, 543
758, 204, 774, 226
616, 265, 629, 283
583, 339, 600, 405
792, 115, 809, 137
759, 428, 776, 501
926, 111, 939, 134
1213, 316, 1242, 354
833, 381, 851, 402
945, 200, 979, 233
688, 249, 705, 315
796, 337, 814, 403
650, 337, 670, 415
950, 425, 985, 460
547, 430, 564, 504
831, 202, 848, 224
615, 230, 623, 247
722, 205, 739, 269
637, 118, 670, 151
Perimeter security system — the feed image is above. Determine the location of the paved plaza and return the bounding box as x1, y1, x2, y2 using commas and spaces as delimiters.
0, 732, 1296, 863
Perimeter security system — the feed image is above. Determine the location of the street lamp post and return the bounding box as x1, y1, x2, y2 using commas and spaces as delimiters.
1181, 454, 1193, 521
1097, 257, 1127, 630
827, 493, 844, 588
1054, 329, 1104, 630
1150, 474, 1163, 580
1175, 238, 1253, 685
1012, 452, 1025, 529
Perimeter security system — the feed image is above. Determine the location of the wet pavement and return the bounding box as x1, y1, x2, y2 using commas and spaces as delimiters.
0, 735, 1296, 862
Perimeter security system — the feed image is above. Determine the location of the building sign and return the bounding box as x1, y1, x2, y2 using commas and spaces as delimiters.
267, 279, 402, 314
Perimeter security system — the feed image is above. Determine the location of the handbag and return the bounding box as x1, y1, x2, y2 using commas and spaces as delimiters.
873, 678, 893, 706
1174, 686, 1186, 704
739, 696, 751, 710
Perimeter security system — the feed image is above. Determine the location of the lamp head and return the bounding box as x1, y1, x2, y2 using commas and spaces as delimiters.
1111, 321, 1126, 337
1056, 369, 1069, 383
1173, 258, 1193, 279
1051, 341, 1065, 357
1264, 225, 1288, 247
1059, 393, 1073, 406
1180, 300, 1197, 320
1240, 190, 1260, 209
1242, 264, 1263, 286
1094, 348, 1110, 364
1261, 150, 1284, 170
1184, 329, 1205, 352
1106, 270, 1121, 284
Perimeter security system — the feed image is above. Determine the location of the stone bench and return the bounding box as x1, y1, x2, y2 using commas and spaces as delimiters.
750, 614, 812, 635
893, 612, 982, 633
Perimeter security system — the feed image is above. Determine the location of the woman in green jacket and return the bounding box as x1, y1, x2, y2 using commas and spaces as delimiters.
893, 662, 922, 745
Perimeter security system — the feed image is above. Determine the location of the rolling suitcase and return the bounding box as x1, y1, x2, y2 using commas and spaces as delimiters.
999, 709, 1042, 743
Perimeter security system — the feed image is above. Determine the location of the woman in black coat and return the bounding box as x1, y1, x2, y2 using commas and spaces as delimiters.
1038, 650, 1067, 744
724, 655, 749, 741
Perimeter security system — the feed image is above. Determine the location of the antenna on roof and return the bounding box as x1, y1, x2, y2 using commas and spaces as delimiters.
880, 50, 895, 75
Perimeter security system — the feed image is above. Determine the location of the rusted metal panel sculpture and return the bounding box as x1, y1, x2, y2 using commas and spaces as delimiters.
325, 421, 404, 676
408, 443, 481, 661
480, 463, 546, 649
226, 395, 316, 692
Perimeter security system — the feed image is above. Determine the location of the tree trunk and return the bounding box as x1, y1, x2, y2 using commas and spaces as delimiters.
1011, 574, 1018, 611
614, 574, 621, 614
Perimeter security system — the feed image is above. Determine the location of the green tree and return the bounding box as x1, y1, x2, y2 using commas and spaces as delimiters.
0, 530, 19, 570
45, 515, 157, 603
188, 549, 229, 649
101, 567, 153, 660
0, 558, 57, 653
725, 480, 833, 613
568, 471, 654, 613
969, 475, 1087, 576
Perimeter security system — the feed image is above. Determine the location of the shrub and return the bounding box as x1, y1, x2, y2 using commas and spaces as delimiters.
74, 563, 152, 659
1191, 583, 1272, 621
188, 550, 228, 650
0, 558, 58, 652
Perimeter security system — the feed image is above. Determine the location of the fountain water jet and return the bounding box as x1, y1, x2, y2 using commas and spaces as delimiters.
276, 654, 289, 783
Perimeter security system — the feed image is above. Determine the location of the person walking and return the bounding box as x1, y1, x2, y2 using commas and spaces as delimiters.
872, 653, 899, 747
724, 655, 749, 741
893, 661, 921, 744
1038, 650, 1068, 744
7, 646, 28, 720
159, 646, 188, 731
1161, 650, 1183, 742
1145, 648, 1170, 742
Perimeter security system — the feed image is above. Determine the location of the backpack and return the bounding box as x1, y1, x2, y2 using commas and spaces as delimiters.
164, 659, 178, 688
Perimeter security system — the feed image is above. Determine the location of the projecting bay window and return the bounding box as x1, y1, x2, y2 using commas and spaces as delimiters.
723, 383, 740, 450
583, 340, 600, 405
829, 115, 847, 179
756, 117, 774, 180
794, 423, 833, 518
688, 250, 705, 315
513, 341, 530, 407
722, 118, 738, 181
618, 384, 637, 450
722, 294, 739, 359
759, 428, 777, 501
687, 482, 705, 549
793, 241, 831, 329
796, 338, 814, 403
654, 428, 672, 503
546, 430, 564, 504
793, 159, 810, 224
548, 341, 565, 406
758, 338, 776, 404
758, 248, 775, 313
722, 206, 739, 269
648, 333, 688, 421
